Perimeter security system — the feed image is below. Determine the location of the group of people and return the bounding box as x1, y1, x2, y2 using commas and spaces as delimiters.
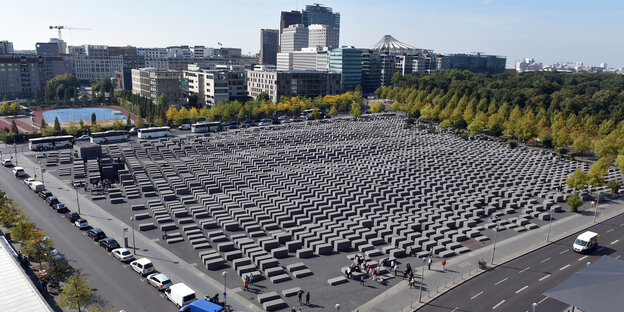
242, 273, 254, 291
297, 290, 310, 305
206, 293, 225, 307
345, 255, 397, 285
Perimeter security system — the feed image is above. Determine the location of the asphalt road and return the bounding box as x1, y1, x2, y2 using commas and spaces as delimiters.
0, 162, 174, 311
418, 213, 624, 312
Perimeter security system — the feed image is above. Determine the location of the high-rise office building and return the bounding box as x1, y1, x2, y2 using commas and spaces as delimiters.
360, 49, 382, 94
308, 24, 339, 50
276, 47, 329, 72
0, 41, 14, 55
247, 66, 341, 102
184, 65, 246, 106
302, 4, 340, 45
36, 42, 60, 57
329, 48, 362, 92
260, 29, 279, 65
280, 10, 303, 52
281, 24, 309, 52
131, 68, 183, 104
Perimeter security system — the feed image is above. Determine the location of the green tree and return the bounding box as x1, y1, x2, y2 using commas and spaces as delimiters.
54, 117, 62, 134
607, 181, 621, 194
79, 120, 85, 130
134, 117, 145, 127
237, 108, 246, 120
58, 275, 92, 312
158, 93, 168, 107
329, 105, 338, 117
257, 92, 270, 102
10, 120, 18, 134
126, 115, 132, 127
112, 120, 124, 130
350, 102, 362, 118
22, 235, 54, 268
566, 192, 584, 213
309, 108, 321, 120
566, 168, 588, 191
166, 105, 179, 122
10, 220, 37, 243
467, 118, 485, 135
91, 113, 97, 126
587, 158, 609, 189
616, 155, 624, 175
9, 101, 20, 115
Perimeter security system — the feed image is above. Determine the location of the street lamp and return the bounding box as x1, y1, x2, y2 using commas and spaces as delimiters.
38, 159, 45, 187
335, 303, 341, 311
546, 207, 554, 242
593, 195, 600, 223
532, 302, 537, 312
222, 271, 228, 307
418, 257, 426, 302
13, 141, 18, 166
75, 189, 81, 214
491, 225, 498, 265
129, 217, 136, 253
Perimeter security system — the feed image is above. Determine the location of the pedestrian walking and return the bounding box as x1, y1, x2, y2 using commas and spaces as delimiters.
243, 279, 248, 291
306, 292, 310, 305
298, 290, 303, 304
393, 263, 399, 276
408, 246, 413, 256
427, 257, 432, 270
249, 273, 254, 285
360, 276, 365, 286
162, 231, 167, 240
42, 278, 48, 292
442, 258, 447, 272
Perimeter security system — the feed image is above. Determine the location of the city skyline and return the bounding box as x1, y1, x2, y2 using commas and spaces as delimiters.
2, 0, 623, 68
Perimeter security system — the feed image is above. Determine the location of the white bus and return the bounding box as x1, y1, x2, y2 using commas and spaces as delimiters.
191, 122, 222, 133
137, 126, 172, 139
29, 135, 74, 151
90, 130, 129, 144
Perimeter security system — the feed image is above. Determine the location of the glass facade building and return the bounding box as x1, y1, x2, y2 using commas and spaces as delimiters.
329, 48, 362, 92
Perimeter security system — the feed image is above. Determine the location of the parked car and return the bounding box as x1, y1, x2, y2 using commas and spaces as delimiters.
23, 177, 37, 186
99, 237, 120, 251
74, 218, 89, 229
178, 124, 191, 130
12, 167, 26, 177
53, 203, 69, 213
112, 248, 135, 262
38, 190, 53, 199
46, 196, 59, 206
65, 211, 80, 222
165, 283, 196, 308
87, 228, 106, 241
130, 258, 155, 276
76, 135, 90, 141
147, 273, 172, 291
30, 182, 45, 192
2, 159, 13, 167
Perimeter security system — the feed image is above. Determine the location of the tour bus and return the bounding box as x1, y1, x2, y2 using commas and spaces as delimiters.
191, 122, 222, 133
29, 135, 74, 151
90, 130, 129, 144
137, 126, 172, 139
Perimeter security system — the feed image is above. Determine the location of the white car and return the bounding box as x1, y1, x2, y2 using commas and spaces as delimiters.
74, 218, 89, 229
2, 159, 13, 167
130, 258, 155, 276
178, 124, 191, 130
23, 177, 37, 186
76, 135, 90, 141
147, 273, 172, 290
112, 248, 134, 262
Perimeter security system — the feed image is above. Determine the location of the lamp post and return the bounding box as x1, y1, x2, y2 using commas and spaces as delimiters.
546, 207, 554, 242
75, 188, 81, 214
532, 302, 537, 312
593, 195, 599, 223
418, 257, 426, 302
491, 225, 498, 265
13, 141, 18, 166
129, 217, 136, 253
222, 271, 228, 307
39, 160, 45, 187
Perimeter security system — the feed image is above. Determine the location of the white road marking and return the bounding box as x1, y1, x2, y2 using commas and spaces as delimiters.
611, 240, 619, 245
607, 228, 614, 233
538, 297, 549, 304
539, 274, 551, 281
560, 249, 568, 254
495, 277, 508, 285
617, 255, 622, 259
540, 257, 551, 263
515, 286, 528, 293
492, 300, 506, 309
620, 223, 624, 227
519, 267, 530, 273
578, 256, 588, 261
451, 307, 459, 312
470, 291, 484, 300
560, 264, 571, 271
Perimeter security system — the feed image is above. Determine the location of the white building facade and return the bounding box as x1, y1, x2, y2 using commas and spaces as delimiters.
308, 24, 339, 50
280, 24, 309, 52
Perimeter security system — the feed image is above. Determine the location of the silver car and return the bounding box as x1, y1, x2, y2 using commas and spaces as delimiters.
147, 273, 172, 290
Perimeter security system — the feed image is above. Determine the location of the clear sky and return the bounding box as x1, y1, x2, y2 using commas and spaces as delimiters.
2, 0, 623, 68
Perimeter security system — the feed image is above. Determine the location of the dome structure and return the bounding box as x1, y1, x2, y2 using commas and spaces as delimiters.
371, 35, 421, 54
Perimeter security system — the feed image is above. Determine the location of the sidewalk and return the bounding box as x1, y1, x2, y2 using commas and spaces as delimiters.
356, 195, 624, 312
18, 153, 263, 312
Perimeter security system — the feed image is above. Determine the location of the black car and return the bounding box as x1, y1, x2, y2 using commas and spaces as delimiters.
46, 196, 59, 206
99, 237, 120, 251
38, 190, 53, 199
65, 211, 80, 222
53, 203, 69, 213
87, 228, 106, 241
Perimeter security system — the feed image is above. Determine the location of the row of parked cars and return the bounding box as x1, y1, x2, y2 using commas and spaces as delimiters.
19, 172, 200, 309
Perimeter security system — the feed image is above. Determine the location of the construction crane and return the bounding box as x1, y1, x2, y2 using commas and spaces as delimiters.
49, 25, 91, 42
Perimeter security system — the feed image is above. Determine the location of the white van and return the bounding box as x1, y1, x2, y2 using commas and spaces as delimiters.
573, 231, 599, 253
30, 181, 45, 192
130, 258, 155, 275
165, 283, 196, 308
12, 167, 26, 177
